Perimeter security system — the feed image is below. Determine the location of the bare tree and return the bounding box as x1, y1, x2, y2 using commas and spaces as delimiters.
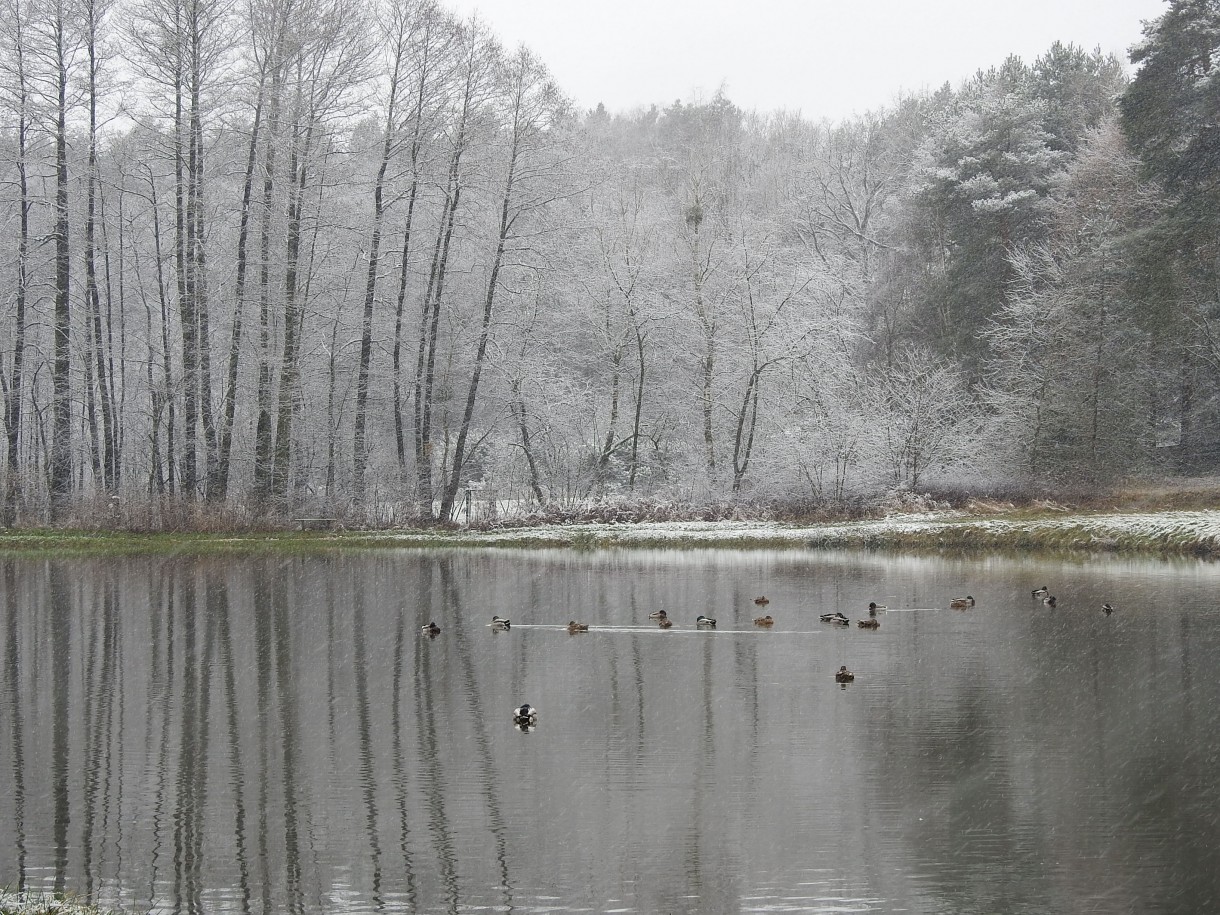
0, 0, 35, 522
25, 0, 84, 517
268, 0, 373, 508
389, 0, 451, 484
411, 16, 497, 517
351, 0, 443, 500
128, 0, 235, 499
438, 45, 567, 519
81, 0, 118, 491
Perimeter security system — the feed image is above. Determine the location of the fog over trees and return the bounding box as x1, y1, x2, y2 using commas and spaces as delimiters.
1, 0, 1217, 524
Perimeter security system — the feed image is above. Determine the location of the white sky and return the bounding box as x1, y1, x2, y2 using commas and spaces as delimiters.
443, 0, 1167, 121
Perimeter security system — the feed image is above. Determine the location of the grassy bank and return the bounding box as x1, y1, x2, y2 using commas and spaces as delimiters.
0, 891, 130, 915
2, 507, 1220, 557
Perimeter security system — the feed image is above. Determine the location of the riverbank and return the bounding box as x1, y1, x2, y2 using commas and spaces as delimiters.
2, 507, 1220, 557
0, 891, 127, 915
376, 508, 1220, 555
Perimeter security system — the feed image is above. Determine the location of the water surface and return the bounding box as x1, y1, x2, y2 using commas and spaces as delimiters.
2, 549, 1219, 913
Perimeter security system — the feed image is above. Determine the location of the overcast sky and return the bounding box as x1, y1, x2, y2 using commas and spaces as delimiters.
444, 0, 1167, 121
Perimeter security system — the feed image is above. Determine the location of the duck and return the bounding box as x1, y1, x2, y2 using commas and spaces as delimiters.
491, 615, 511, 630
512, 703, 537, 725
835, 666, 855, 683
567, 620, 589, 633
949, 596, 975, 609
820, 612, 850, 625
1101, 602, 1115, 615
696, 615, 717, 628
1032, 586, 1049, 598
752, 615, 775, 626
657, 617, 674, 629
857, 618, 880, 629
1042, 596, 1057, 607
648, 609, 668, 621
867, 602, 887, 615
753, 596, 770, 606
422, 621, 441, 637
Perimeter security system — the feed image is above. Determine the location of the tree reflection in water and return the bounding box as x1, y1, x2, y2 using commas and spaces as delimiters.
1, 549, 1218, 913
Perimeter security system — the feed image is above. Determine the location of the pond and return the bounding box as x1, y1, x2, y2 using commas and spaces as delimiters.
1, 548, 1219, 914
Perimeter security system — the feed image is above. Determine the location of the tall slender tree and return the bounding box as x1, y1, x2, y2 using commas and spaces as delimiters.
41, 0, 80, 517
0, 0, 34, 523
269, 0, 372, 508
439, 45, 566, 518
412, 16, 496, 518
351, 0, 427, 500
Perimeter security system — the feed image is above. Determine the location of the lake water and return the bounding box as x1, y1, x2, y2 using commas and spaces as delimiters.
2, 548, 1219, 914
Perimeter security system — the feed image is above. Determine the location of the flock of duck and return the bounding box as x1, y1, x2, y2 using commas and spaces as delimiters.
418, 585, 1118, 725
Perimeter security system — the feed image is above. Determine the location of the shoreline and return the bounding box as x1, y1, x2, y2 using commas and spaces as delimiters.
0, 891, 128, 915
2, 509, 1219, 557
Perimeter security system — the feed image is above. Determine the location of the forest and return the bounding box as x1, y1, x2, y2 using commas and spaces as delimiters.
1, 0, 1218, 526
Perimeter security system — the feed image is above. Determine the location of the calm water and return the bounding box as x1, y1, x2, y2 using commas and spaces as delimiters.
2, 548, 1219, 914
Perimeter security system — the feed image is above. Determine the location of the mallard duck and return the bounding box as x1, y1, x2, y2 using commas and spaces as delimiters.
1101, 602, 1115, 615
567, 620, 589, 633
753, 596, 770, 606
867, 602, 887, 615
1032, 586, 1049, 598
949, 596, 975, 609
648, 609, 668, 620
657, 617, 673, 629
820, 612, 850, 625
422, 621, 441, 637
696, 615, 717, 628
1042, 596, 1057, 607
835, 666, 855, 683
857, 618, 880, 629
753, 615, 775, 626
491, 615, 511, 630
512, 703, 537, 725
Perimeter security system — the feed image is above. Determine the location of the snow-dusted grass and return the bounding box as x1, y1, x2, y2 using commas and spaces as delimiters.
3, 509, 1220, 556
802, 509, 1220, 554
354, 509, 1220, 555
0, 891, 129, 915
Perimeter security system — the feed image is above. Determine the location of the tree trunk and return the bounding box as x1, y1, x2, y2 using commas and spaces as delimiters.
414, 179, 461, 517
146, 171, 177, 494
352, 42, 405, 500
628, 329, 647, 493
49, 0, 74, 518
390, 10, 437, 482
85, 0, 117, 492
731, 367, 762, 495
190, 40, 219, 499
172, 14, 198, 497
391, 184, 420, 478
215, 77, 266, 499
270, 118, 314, 508
438, 95, 521, 518
414, 29, 482, 519
3, 0, 32, 524
252, 63, 286, 510
688, 210, 717, 486
510, 380, 545, 504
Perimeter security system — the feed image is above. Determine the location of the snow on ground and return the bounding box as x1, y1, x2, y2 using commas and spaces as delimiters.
804, 509, 1220, 547
366, 509, 1220, 550
0, 891, 121, 915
